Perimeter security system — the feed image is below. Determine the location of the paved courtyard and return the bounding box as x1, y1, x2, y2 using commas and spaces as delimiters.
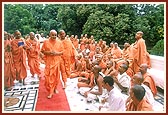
3, 72, 39, 112
2, 65, 165, 112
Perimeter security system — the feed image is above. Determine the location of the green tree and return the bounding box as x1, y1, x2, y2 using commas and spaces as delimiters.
4, 4, 35, 35
42, 4, 61, 33
20, 4, 45, 32
57, 5, 79, 35
150, 39, 164, 56
113, 13, 131, 44
83, 10, 115, 44
4, 3, 164, 53
132, 4, 164, 47
76, 4, 98, 35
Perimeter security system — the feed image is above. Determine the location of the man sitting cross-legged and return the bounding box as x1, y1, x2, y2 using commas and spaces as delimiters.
77, 59, 98, 89
78, 64, 104, 103
126, 85, 153, 111
99, 76, 126, 111
128, 72, 155, 109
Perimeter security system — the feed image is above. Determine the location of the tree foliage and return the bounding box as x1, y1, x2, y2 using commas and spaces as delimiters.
4, 3, 164, 53
57, 5, 79, 35
4, 4, 35, 34
150, 39, 164, 56
83, 10, 115, 43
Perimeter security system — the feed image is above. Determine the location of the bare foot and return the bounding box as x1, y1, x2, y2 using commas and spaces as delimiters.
23, 79, 26, 85
54, 89, 59, 94
38, 76, 41, 80
47, 94, 53, 99
19, 80, 22, 83
62, 83, 67, 89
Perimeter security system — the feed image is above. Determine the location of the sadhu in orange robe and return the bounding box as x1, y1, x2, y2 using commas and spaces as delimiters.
126, 98, 153, 111
143, 72, 157, 96
60, 38, 78, 82
41, 38, 63, 95
26, 38, 41, 77
70, 55, 83, 78
111, 47, 122, 59
130, 38, 151, 74
72, 37, 79, 49
11, 38, 27, 82
4, 39, 16, 89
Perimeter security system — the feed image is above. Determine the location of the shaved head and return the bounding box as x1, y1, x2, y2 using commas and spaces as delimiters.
136, 31, 143, 35
49, 29, 57, 39
139, 63, 148, 74
59, 29, 66, 40
132, 72, 144, 85
29, 32, 35, 40
50, 30, 57, 35
140, 63, 148, 68
94, 65, 102, 72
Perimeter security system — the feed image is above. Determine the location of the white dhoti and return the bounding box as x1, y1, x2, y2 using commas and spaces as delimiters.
79, 86, 108, 102
79, 87, 91, 96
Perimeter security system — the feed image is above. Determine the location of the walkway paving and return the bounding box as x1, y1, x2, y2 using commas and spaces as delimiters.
3, 71, 39, 112
2, 64, 165, 112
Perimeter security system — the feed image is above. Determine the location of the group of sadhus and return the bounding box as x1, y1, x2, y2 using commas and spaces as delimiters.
4, 29, 158, 111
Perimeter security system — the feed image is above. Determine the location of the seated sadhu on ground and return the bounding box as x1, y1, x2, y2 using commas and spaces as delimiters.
77, 59, 99, 89
122, 42, 131, 60
94, 53, 107, 73
70, 54, 83, 79
79, 34, 88, 51
88, 37, 96, 60
92, 46, 104, 61
139, 63, 157, 97
113, 63, 131, 98
126, 85, 153, 111
105, 42, 114, 55
103, 60, 118, 77
115, 59, 134, 79
104, 53, 113, 63
79, 65, 104, 102
129, 72, 155, 109
111, 42, 122, 59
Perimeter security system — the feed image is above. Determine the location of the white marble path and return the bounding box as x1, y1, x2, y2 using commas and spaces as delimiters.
3, 63, 165, 113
